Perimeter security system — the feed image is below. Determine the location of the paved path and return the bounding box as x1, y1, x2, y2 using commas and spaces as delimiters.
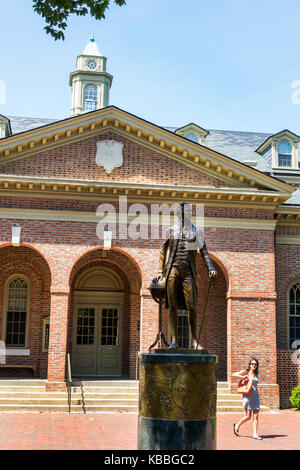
0, 411, 298, 450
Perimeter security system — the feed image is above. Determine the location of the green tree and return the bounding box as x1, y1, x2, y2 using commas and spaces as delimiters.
290, 384, 300, 409
32, 0, 126, 40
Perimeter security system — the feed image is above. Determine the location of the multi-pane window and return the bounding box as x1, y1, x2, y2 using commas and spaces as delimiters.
5, 278, 28, 347
278, 140, 292, 167
289, 283, 300, 349
76, 308, 95, 345
177, 309, 190, 349
83, 85, 98, 111
101, 308, 119, 346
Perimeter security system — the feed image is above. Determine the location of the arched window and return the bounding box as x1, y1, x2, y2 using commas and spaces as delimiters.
185, 133, 198, 143
288, 282, 300, 348
5, 277, 29, 347
278, 140, 292, 167
83, 85, 98, 111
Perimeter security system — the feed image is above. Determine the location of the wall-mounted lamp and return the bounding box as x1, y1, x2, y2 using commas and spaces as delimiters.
103, 230, 112, 250
12, 224, 21, 246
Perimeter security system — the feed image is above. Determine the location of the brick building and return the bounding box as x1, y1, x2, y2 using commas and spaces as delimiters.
0, 39, 299, 409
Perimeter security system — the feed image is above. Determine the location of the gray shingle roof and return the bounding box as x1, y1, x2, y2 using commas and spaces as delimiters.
165, 127, 272, 172
8, 116, 56, 134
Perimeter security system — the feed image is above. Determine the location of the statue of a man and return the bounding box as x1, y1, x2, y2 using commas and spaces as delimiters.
156, 202, 216, 349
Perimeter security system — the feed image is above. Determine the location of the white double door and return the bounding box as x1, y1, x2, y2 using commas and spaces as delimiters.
72, 302, 122, 376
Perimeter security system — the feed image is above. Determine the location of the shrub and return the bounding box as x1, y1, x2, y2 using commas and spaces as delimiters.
290, 385, 300, 409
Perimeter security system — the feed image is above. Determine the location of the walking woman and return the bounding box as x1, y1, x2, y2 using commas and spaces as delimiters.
232, 358, 262, 440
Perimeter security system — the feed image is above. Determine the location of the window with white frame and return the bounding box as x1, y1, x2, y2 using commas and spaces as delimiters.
83, 84, 98, 111
288, 282, 300, 349
5, 277, 29, 347
278, 140, 292, 167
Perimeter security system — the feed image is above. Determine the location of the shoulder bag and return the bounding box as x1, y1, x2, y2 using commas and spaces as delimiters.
237, 374, 253, 394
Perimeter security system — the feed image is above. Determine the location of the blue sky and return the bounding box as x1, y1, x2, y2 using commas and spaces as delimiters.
1, 0, 300, 133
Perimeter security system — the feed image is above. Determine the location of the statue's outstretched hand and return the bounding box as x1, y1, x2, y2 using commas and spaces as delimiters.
209, 270, 217, 279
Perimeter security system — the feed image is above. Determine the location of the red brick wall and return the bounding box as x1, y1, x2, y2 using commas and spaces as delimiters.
277, 350, 300, 408
0, 132, 286, 406
197, 256, 227, 381
0, 216, 280, 403
0, 131, 232, 188
275, 226, 300, 407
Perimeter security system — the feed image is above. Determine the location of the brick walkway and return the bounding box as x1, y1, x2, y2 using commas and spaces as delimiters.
0, 411, 298, 450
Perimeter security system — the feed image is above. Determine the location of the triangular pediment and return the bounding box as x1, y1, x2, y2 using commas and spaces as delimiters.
0, 106, 295, 205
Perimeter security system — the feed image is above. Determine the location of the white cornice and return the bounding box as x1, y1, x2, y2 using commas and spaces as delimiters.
276, 235, 300, 245
0, 208, 277, 230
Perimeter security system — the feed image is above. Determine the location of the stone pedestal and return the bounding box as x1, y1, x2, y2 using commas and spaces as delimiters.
138, 350, 217, 450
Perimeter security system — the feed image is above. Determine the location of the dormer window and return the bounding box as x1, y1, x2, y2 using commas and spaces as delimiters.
0, 114, 12, 138
256, 129, 300, 171
278, 140, 292, 167
83, 85, 98, 112
175, 123, 209, 145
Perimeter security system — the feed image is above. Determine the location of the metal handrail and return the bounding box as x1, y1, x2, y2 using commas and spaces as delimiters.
136, 351, 141, 380
66, 353, 72, 414
80, 383, 86, 414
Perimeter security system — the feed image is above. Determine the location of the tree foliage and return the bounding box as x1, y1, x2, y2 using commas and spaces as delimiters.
290, 384, 300, 409
32, 0, 126, 40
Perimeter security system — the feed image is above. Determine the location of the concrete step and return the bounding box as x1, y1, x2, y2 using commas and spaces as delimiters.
84, 405, 138, 413
217, 394, 241, 399
0, 392, 82, 399
78, 386, 139, 394
84, 398, 138, 405
0, 398, 82, 405
217, 382, 229, 388
0, 380, 271, 414
217, 406, 270, 413
0, 404, 83, 412
217, 399, 246, 406
217, 388, 233, 394
73, 380, 139, 387
0, 380, 46, 386
0, 387, 46, 392
84, 393, 138, 399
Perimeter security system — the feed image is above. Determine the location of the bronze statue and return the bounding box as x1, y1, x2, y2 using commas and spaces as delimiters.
153, 202, 216, 350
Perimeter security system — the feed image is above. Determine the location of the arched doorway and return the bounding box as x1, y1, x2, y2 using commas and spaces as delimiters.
72, 266, 125, 376
69, 248, 142, 378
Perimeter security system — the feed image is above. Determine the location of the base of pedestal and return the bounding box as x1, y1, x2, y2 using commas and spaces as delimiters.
138, 352, 217, 450
138, 416, 216, 450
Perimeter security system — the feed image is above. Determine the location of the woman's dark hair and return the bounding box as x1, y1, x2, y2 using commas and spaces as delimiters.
246, 357, 259, 376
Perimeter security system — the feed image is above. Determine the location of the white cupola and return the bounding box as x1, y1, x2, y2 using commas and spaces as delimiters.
69, 36, 113, 116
